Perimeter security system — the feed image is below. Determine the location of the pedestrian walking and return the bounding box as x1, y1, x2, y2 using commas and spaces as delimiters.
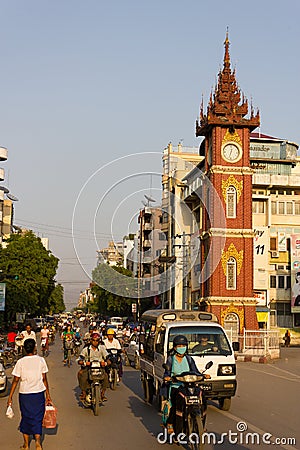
7, 338, 51, 450
284, 330, 291, 347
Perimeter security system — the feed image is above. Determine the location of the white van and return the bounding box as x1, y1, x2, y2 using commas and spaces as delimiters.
139, 309, 238, 411
108, 317, 124, 329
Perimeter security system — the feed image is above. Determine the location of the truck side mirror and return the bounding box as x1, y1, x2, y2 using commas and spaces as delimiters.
232, 342, 240, 351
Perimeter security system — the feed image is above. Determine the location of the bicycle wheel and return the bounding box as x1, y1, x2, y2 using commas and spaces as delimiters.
187, 414, 204, 450
92, 385, 100, 416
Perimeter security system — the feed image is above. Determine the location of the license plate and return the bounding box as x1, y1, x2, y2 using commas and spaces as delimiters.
200, 383, 212, 391
186, 396, 200, 405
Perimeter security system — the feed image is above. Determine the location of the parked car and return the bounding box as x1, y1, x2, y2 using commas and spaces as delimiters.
124, 333, 140, 369
0, 361, 8, 397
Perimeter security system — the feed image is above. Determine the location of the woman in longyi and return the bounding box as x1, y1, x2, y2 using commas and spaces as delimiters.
7, 338, 51, 450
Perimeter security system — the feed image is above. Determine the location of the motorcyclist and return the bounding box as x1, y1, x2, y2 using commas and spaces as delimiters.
162, 335, 203, 435
103, 328, 123, 382
78, 332, 110, 401
61, 324, 74, 363
40, 324, 50, 354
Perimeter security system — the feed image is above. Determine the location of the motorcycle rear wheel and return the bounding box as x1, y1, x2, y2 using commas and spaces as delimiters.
187, 414, 204, 450
92, 385, 100, 416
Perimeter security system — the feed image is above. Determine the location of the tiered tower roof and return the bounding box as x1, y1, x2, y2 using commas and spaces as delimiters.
196, 32, 260, 136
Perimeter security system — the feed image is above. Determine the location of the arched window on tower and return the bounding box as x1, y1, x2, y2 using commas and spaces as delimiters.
226, 257, 237, 290
226, 186, 237, 218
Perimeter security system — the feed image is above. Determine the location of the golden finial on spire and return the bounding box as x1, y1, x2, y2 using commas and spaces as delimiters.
223, 27, 230, 68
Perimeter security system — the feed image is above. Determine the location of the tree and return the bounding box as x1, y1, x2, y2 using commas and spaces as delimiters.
91, 264, 136, 316
48, 284, 65, 314
0, 231, 65, 322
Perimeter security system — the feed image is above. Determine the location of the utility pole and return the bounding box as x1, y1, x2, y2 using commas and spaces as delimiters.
137, 209, 143, 320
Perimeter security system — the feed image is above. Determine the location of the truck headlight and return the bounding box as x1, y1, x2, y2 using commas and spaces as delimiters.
217, 364, 236, 376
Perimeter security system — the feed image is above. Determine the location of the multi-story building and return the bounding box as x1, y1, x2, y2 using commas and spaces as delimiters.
138, 206, 163, 298
97, 241, 123, 266
250, 132, 300, 328
160, 142, 203, 309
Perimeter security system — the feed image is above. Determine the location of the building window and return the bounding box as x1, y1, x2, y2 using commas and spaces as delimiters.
270, 275, 276, 288
270, 237, 277, 251
276, 302, 291, 316
278, 276, 285, 289
286, 202, 293, 215
295, 203, 300, 215
278, 202, 285, 214
226, 257, 236, 290
286, 276, 291, 289
253, 200, 265, 214
271, 201, 277, 214
226, 186, 236, 218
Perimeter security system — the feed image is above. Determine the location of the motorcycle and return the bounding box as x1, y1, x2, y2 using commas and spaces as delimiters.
41, 337, 49, 357
49, 330, 55, 345
81, 360, 106, 416
162, 361, 213, 450
64, 339, 74, 367
0, 346, 17, 368
73, 337, 82, 357
106, 348, 122, 390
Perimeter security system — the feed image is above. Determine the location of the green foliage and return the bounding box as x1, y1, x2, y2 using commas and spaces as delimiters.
0, 231, 65, 321
91, 264, 136, 316
48, 283, 65, 314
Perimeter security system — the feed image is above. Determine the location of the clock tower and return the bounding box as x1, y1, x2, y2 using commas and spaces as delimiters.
195, 33, 260, 332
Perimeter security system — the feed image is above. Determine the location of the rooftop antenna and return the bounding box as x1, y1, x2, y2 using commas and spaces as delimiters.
6, 193, 19, 202
144, 194, 156, 207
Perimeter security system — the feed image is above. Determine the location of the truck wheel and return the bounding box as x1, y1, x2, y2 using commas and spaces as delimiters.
143, 378, 153, 404
219, 397, 231, 411
134, 355, 140, 370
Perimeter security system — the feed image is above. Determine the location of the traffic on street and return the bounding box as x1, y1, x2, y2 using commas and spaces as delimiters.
0, 318, 299, 450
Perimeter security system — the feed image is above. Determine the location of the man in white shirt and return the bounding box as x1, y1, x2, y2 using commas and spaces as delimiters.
20, 323, 37, 344
103, 328, 123, 382
103, 328, 121, 350
78, 332, 109, 401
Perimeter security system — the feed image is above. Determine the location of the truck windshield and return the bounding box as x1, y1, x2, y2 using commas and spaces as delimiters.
168, 326, 232, 356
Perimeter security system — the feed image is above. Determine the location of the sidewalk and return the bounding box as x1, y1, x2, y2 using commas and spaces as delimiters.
235, 353, 270, 363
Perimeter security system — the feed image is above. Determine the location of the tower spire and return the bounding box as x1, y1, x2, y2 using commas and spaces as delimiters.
223, 28, 230, 70
196, 32, 260, 136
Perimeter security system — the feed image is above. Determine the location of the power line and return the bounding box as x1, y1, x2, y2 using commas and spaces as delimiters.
16, 218, 125, 239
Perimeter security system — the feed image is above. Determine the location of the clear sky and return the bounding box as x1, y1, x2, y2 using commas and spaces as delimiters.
0, 1, 299, 309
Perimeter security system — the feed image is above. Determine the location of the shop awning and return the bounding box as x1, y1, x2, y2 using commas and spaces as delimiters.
256, 311, 269, 322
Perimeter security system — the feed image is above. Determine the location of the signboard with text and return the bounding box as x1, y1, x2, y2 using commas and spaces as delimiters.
253, 227, 269, 291
291, 235, 300, 313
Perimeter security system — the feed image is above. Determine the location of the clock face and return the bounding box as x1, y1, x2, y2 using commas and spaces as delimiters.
222, 143, 242, 162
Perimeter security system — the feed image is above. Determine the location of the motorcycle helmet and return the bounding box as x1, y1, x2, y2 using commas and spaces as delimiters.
91, 332, 101, 339
173, 335, 188, 347
107, 328, 116, 335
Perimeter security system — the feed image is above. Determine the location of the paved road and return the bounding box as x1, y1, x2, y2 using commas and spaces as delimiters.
0, 338, 299, 450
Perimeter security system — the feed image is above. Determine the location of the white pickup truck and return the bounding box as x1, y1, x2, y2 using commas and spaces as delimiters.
139, 309, 238, 411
